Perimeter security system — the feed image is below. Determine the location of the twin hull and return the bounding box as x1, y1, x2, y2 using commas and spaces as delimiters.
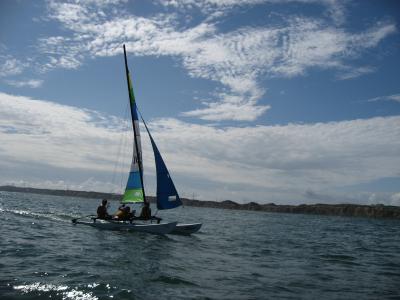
75, 220, 178, 235
73, 220, 202, 235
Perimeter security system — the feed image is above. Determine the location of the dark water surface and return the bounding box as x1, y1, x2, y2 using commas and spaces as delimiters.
1, 191, 400, 299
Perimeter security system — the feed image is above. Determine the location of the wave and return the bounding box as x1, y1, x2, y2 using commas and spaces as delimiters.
151, 275, 197, 286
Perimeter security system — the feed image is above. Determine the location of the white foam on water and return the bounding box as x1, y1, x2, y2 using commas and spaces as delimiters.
87, 283, 100, 288
64, 289, 98, 300
4, 208, 70, 223
13, 282, 98, 300
14, 282, 68, 293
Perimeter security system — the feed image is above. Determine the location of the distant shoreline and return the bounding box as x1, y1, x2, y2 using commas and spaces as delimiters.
1, 185, 399, 219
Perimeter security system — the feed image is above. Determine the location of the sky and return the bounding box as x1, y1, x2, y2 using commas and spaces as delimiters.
0, 0, 400, 205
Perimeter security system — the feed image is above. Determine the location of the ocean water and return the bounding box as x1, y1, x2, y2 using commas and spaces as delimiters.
0, 191, 399, 300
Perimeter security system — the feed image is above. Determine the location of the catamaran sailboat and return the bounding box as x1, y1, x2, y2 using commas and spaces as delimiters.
72, 45, 201, 235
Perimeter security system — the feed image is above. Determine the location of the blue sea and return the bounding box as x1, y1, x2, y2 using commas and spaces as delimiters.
1, 191, 400, 299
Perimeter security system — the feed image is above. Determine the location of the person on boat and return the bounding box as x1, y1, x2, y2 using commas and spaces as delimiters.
139, 202, 162, 224
114, 205, 135, 221
115, 204, 136, 220
97, 199, 112, 220
114, 204, 126, 216
124, 206, 135, 220
139, 202, 151, 219
113, 204, 125, 220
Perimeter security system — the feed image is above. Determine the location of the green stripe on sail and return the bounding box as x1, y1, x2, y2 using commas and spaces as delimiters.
128, 75, 135, 105
122, 188, 144, 203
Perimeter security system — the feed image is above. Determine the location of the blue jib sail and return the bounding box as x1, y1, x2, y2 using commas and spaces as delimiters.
141, 117, 182, 210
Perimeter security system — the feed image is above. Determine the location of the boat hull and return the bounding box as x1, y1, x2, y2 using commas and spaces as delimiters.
171, 223, 202, 235
74, 219, 177, 235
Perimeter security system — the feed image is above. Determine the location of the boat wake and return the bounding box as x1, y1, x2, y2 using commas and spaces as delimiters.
13, 282, 98, 300
0, 206, 74, 223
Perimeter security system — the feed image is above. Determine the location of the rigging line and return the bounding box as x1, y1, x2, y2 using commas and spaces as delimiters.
115, 104, 131, 195
110, 102, 129, 191
136, 106, 151, 193
111, 106, 128, 187
115, 105, 128, 184
136, 106, 145, 123
118, 105, 131, 191
137, 107, 162, 208
120, 114, 131, 191
136, 106, 154, 140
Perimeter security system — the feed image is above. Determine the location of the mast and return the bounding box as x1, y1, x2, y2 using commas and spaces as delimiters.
123, 44, 147, 204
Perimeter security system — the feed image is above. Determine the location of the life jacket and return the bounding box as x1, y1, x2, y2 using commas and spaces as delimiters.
114, 209, 127, 219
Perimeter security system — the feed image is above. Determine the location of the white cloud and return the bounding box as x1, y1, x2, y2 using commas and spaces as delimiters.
5, 79, 43, 88
0, 92, 129, 173
2, 178, 121, 194
366, 93, 400, 103
389, 94, 400, 103
336, 66, 375, 80
1, 91, 400, 203
0, 56, 25, 77
160, 0, 347, 24
182, 97, 270, 121
355, 21, 397, 48
390, 192, 400, 206
36, 0, 396, 121
147, 116, 400, 191
36, 36, 84, 71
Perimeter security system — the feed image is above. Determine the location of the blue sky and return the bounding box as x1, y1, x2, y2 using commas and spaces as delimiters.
1, 0, 400, 205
